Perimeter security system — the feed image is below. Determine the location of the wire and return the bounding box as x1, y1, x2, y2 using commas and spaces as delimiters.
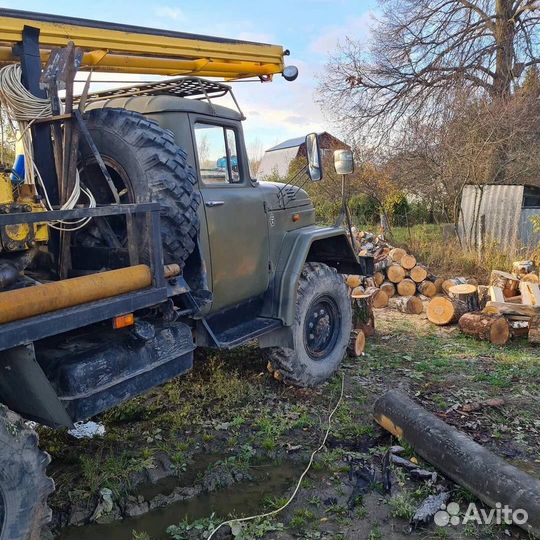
0, 63, 96, 231
206, 372, 345, 540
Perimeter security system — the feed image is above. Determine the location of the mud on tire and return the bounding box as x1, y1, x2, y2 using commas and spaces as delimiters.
0, 405, 53, 540
78, 108, 200, 269
264, 262, 352, 387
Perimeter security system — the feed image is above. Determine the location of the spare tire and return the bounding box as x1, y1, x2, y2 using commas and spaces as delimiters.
77, 108, 200, 269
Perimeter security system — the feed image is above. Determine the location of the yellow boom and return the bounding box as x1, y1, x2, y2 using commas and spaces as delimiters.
0, 9, 287, 79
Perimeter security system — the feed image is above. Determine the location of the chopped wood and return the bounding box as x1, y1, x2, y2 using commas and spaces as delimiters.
364, 287, 389, 309
522, 273, 540, 284
346, 275, 362, 289
410, 265, 428, 283
348, 329, 366, 357
391, 296, 423, 315
397, 278, 417, 297
433, 277, 444, 293
510, 320, 529, 338
448, 283, 477, 296
512, 260, 535, 277
460, 398, 505, 413
458, 312, 510, 345
352, 294, 375, 337
506, 295, 522, 304
442, 277, 469, 295
380, 280, 396, 298
389, 247, 407, 263
400, 254, 417, 270
489, 286, 505, 303
427, 296, 468, 325
373, 271, 386, 287
485, 301, 540, 318
417, 280, 437, 298
520, 281, 540, 306
387, 264, 406, 283
477, 285, 490, 310
351, 286, 365, 298
489, 270, 520, 298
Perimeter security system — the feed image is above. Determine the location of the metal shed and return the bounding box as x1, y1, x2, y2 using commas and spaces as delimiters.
458, 184, 540, 251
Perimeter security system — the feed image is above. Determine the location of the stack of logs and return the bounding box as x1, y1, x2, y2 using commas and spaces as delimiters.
345, 245, 439, 316
425, 261, 539, 345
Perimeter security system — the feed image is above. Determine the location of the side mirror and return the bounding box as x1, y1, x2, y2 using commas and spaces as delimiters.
333, 149, 354, 175
305, 133, 322, 182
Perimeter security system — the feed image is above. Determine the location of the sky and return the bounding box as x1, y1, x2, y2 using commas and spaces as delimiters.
4, 0, 378, 153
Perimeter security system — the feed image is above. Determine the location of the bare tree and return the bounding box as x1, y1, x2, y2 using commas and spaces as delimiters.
247, 137, 264, 177
319, 0, 540, 146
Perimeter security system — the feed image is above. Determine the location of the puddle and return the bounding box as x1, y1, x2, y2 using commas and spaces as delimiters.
56, 461, 301, 540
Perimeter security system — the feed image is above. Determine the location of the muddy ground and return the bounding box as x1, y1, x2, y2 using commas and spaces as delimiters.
39, 308, 540, 540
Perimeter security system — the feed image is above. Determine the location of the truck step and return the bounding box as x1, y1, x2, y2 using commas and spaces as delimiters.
212, 317, 282, 349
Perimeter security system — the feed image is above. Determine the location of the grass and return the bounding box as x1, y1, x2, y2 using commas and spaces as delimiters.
387, 223, 537, 282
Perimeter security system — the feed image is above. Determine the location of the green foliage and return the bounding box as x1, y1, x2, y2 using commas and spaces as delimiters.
383, 192, 410, 226
230, 518, 284, 539
349, 194, 380, 226
167, 514, 221, 539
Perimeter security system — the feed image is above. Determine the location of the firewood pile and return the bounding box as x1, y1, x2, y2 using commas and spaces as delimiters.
425, 262, 539, 345
346, 230, 540, 348
345, 230, 440, 315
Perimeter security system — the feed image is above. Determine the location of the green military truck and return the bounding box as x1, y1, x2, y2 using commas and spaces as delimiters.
0, 10, 372, 540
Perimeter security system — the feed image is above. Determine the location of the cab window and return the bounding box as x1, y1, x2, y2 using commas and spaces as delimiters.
194, 123, 240, 184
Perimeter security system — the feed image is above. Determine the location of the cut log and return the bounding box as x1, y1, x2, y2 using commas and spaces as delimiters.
510, 320, 530, 338
489, 270, 520, 298
387, 264, 406, 284
397, 278, 417, 297
417, 280, 437, 298
427, 296, 468, 325
373, 390, 540, 539
373, 271, 386, 287
364, 277, 376, 289
346, 275, 362, 289
409, 265, 428, 283
520, 281, 540, 306
458, 312, 510, 345
512, 260, 535, 277
347, 329, 366, 357
529, 315, 540, 344
522, 273, 540, 284
391, 296, 423, 315
433, 277, 444, 294
351, 286, 365, 298
441, 277, 468, 295
380, 281, 396, 298
352, 295, 375, 337
389, 247, 407, 263
400, 254, 417, 270
374, 256, 392, 272
364, 287, 389, 309
448, 283, 480, 312
477, 285, 490, 310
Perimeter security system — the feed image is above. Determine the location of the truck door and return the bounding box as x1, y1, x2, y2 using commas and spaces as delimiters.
192, 120, 270, 312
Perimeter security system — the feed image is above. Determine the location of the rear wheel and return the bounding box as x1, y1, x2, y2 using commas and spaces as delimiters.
264, 263, 352, 387
0, 405, 53, 540
76, 108, 200, 269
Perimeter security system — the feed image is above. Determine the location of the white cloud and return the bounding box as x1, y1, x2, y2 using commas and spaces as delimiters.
310, 10, 374, 55
155, 6, 185, 21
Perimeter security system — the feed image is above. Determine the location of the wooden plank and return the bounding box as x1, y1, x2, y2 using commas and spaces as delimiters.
485, 301, 540, 318
489, 286, 505, 303
520, 281, 540, 306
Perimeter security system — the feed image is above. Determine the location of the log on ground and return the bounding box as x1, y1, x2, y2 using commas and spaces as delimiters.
458, 312, 510, 345
390, 296, 423, 315
347, 329, 366, 357
410, 265, 428, 283
373, 390, 540, 538
417, 280, 437, 298
427, 296, 468, 325
364, 287, 389, 309
489, 270, 520, 298
400, 254, 417, 271
380, 281, 396, 298
389, 247, 407, 263
351, 295, 375, 337
373, 271, 386, 287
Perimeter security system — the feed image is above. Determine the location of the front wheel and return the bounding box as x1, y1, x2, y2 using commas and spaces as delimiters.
264, 263, 352, 387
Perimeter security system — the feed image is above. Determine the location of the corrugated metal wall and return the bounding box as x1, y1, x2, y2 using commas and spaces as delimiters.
458, 185, 524, 251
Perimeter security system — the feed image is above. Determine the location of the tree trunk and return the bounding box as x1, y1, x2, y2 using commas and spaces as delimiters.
364, 286, 389, 308
410, 265, 428, 283
448, 283, 480, 312
387, 264, 406, 283
352, 295, 375, 337
458, 312, 510, 345
400, 254, 417, 270
373, 390, 540, 539
418, 280, 437, 298
374, 271, 386, 287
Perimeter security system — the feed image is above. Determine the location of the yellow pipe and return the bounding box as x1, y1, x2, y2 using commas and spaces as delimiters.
0, 10, 285, 77
0, 265, 152, 325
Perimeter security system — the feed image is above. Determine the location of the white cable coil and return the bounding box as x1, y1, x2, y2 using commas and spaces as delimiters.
0, 63, 95, 231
